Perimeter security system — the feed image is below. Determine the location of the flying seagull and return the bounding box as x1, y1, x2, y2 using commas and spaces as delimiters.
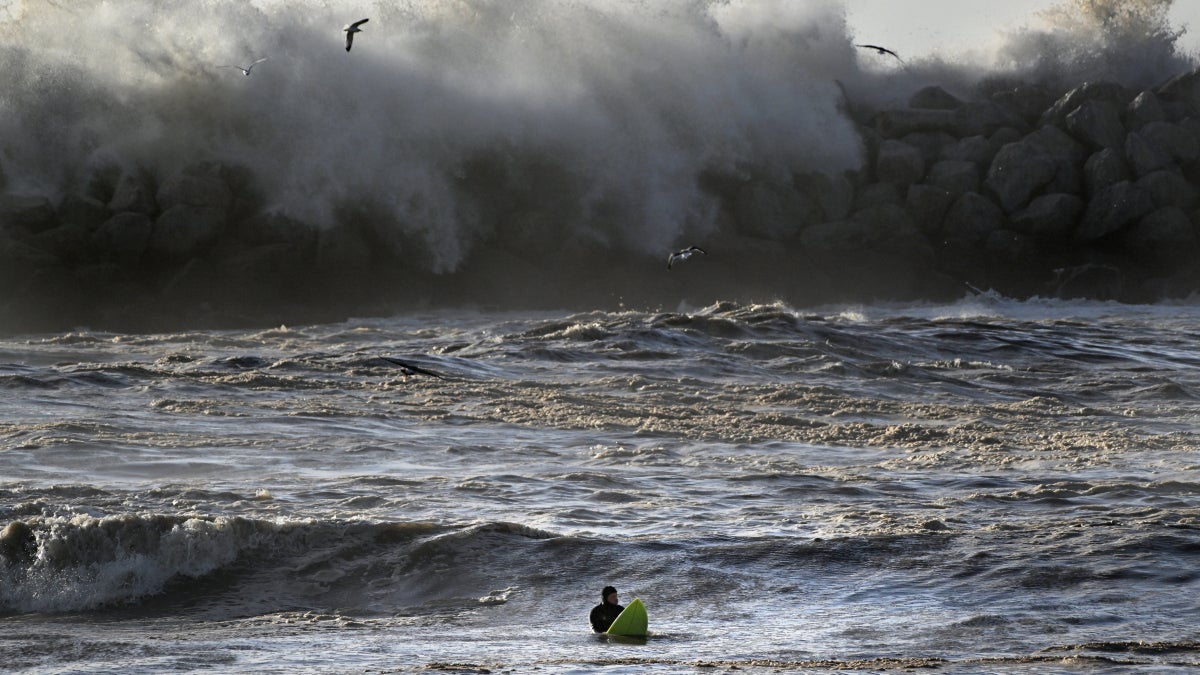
667, 245, 707, 270
378, 356, 445, 379
855, 44, 903, 62
344, 18, 369, 52
220, 57, 268, 76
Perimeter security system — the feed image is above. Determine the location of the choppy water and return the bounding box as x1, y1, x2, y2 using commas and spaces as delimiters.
1, 297, 1199, 673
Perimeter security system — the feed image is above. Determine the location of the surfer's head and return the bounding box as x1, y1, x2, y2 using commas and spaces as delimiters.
601, 586, 618, 604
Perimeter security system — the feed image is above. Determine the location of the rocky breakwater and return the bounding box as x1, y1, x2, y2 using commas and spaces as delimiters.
822, 72, 1200, 302
0, 160, 362, 331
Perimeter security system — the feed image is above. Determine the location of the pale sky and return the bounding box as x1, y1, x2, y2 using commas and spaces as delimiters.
843, 0, 1200, 62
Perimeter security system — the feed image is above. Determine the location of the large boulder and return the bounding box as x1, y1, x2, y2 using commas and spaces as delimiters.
1084, 148, 1131, 196
854, 182, 904, 210
1009, 193, 1083, 242
796, 171, 854, 222
1125, 130, 1174, 177
1156, 68, 1200, 117
1024, 125, 1087, 194
1065, 100, 1126, 150
940, 135, 995, 166
910, 86, 963, 110
0, 194, 57, 234
107, 172, 157, 215
928, 160, 979, 195
57, 194, 110, 230
1075, 180, 1154, 241
875, 139, 925, 185
1040, 81, 1132, 128
1139, 121, 1200, 165
1120, 206, 1197, 266
954, 100, 1026, 137
984, 142, 1056, 212
905, 184, 954, 235
1136, 170, 1198, 210
148, 205, 228, 259
799, 204, 934, 296
1126, 90, 1166, 129
876, 109, 958, 138
93, 212, 153, 265
734, 181, 821, 238
942, 192, 1007, 248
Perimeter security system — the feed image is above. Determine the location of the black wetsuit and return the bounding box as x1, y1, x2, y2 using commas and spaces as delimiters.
590, 600, 624, 632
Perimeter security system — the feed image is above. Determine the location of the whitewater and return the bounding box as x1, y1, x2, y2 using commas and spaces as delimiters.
3, 0, 1200, 672
1, 298, 1199, 673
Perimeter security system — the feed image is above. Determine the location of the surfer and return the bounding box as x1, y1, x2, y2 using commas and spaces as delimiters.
590, 585, 624, 632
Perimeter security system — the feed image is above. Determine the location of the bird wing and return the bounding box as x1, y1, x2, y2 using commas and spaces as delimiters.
690, 246, 707, 255
251, 57, 268, 67
350, 18, 369, 29
345, 32, 355, 51
379, 356, 445, 379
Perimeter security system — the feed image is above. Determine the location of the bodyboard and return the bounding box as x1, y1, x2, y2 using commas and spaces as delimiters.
605, 597, 647, 637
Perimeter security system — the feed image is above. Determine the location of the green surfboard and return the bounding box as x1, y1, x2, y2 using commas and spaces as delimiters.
605, 598, 648, 637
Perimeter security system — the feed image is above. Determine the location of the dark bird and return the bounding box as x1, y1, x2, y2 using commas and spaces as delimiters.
667, 245, 707, 270
344, 18, 369, 52
855, 44, 903, 62
378, 356, 444, 379
220, 57, 268, 76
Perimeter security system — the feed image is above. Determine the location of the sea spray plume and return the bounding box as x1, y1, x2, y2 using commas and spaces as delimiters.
997, 0, 1189, 89
0, 1, 865, 270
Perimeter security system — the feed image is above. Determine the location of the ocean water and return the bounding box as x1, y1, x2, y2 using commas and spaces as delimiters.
2, 297, 1199, 673
4, 1, 1200, 671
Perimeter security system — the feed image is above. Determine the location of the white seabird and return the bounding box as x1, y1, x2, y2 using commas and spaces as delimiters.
221, 57, 268, 76
667, 245, 707, 270
344, 18, 369, 52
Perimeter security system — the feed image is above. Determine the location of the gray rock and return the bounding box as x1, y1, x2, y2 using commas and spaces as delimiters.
107, 173, 157, 215
1124, 130, 1174, 177
1140, 120, 1200, 164
940, 135, 995, 166
905, 184, 954, 235
928, 160, 979, 195
942, 192, 1007, 249
854, 182, 904, 210
0, 194, 57, 233
1120, 206, 1197, 265
796, 171, 854, 222
989, 127, 1024, 147
735, 182, 821, 237
1065, 100, 1126, 149
991, 83, 1056, 124
1084, 148, 1131, 196
1136, 170, 1198, 210
1009, 193, 1083, 241
1156, 68, 1200, 116
1126, 90, 1166, 128
157, 172, 234, 213
1025, 124, 1088, 194
955, 100, 1025, 137
877, 108, 958, 138
57, 194, 110, 230
1076, 180, 1154, 241
910, 86, 963, 110
1040, 81, 1132, 128
901, 131, 956, 164
148, 205, 227, 258
1052, 263, 1124, 300
984, 142, 1056, 213
875, 139, 925, 186
93, 212, 153, 265
801, 204, 932, 268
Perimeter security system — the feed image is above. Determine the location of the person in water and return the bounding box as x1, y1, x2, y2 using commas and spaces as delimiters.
590, 585, 624, 632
